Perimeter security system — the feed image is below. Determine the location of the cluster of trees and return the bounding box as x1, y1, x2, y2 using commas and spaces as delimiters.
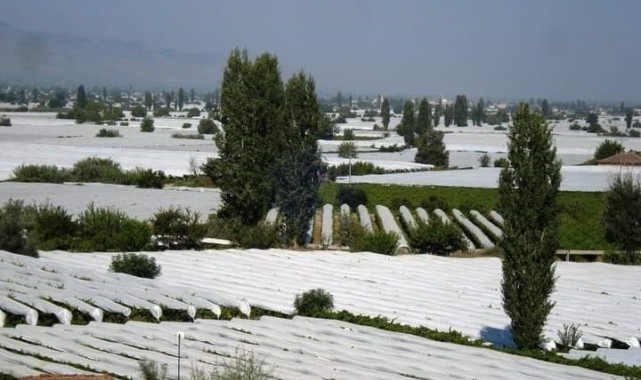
57, 85, 125, 124
205, 49, 332, 246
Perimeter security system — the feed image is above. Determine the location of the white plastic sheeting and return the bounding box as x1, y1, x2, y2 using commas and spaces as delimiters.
321, 204, 333, 246
340, 203, 350, 217
0, 317, 621, 380
489, 210, 505, 226
470, 210, 503, 239
0, 295, 38, 326
375, 205, 409, 250
357, 204, 373, 232
415, 207, 429, 224
10, 294, 72, 325
399, 206, 417, 229
452, 209, 495, 249
265, 207, 279, 226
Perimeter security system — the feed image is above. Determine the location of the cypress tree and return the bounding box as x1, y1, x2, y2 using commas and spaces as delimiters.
381, 98, 391, 130
414, 130, 448, 167
416, 98, 432, 135
76, 85, 87, 109
177, 88, 185, 111
498, 103, 561, 349
433, 98, 443, 127
144, 91, 153, 110
444, 103, 454, 127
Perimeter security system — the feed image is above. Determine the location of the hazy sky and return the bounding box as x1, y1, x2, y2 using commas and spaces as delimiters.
3, 0, 641, 101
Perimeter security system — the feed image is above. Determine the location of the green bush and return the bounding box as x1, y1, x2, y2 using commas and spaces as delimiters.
407, 218, 466, 255
336, 186, 368, 208
151, 207, 206, 249
71, 157, 124, 183
122, 167, 165, 189
138, 359, 167, 380
294, 289, 334, 316
337, 213, 366, 248
569, 123, 582, 131
343, 128, 355, 140
11, 164, 71, 183
197, 118, 219, 134
30, 203, 77, 251
130, 105, 147, 118
96, 128, 121, 137
494, 157, 509, 168
140, 117, 155, 132
75, 204, 151, 251
191, 348, 273, 380
379, 144, 405, 153
186, 108, 201, 118
153, 108, 170, 117
352, 230, 398, 255
337, 141, 358, 158
328, 162, 385, 177
181, 122, 192, 129
0, 200, 37, 257
171, 133, 204, 140
110, 253, 161, 279
0, 116, 11, 126
420, 195, 450, 211
119, 121, 129, 126
206, 216, 279, 249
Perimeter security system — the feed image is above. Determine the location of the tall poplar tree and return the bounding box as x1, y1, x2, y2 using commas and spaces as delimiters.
398, 101, 415, 146
416, 98, 432, 135
277, 71, 323, 245
498, 103, 561, 349
177, 88, 185, 111
433, 98, 443, 127
76, 85, 87, 109
144, 91, 153, 110
381, 98, 391, 130
211, 49, 286, 225
453, 94, 468, 126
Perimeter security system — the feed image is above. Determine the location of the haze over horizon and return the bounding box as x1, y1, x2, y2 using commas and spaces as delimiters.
2, 0, 641, 102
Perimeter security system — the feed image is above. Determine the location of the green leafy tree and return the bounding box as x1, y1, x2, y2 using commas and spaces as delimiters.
131, 105, 147, 118
398, 101, 415, 146
276, 71, 323, 245
603, 173, 641, 262
381, 98, 390, 130
416, 98, 431, 135
140, 117, 155, 132
414, 130, 448, 167
177, 87, 185, 111
0, 200, 37, 257
625, 108, 634, 129
76, 84, 87, 109
338, 142, 357, 158
472, 98, 485, 126
586, 112, 599, 127
164, 91, 173, 109
454, 94, 468, 126
594, 139, 624, 160
209, 49, 286, 225
498, 103, 561, 349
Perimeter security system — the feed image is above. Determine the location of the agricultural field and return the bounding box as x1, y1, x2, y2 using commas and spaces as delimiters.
1, 111, 640, 378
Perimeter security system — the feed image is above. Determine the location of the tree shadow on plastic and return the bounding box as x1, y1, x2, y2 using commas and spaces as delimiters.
480, 325, 515, 347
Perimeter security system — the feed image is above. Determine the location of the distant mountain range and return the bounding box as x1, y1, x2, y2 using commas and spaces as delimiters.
0, 20, 224, 89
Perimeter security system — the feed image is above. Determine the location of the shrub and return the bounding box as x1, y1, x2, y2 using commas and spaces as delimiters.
479, 153, 490, 167
337, 141, 358, 158
110, 253, 161, 279
594, 139, 624, 160
352, 230, 398, 255
603, 173, 641, 262
407, 218, 466, 255
181, 122, 192, 129
494, 157, 509, 168
75, 204, 151, 251
71, 157, 124, 183
415, 130, 449, 167
629, 129, 640, 138
151, 207, 206, 249
138, 359, 167, 380
0, 200, 37, 257
191, 348, 273, 380
171, 133, 204, 140
197, 118, 219, 134
153, 108, 170, 117
130, 105, 147, 118
119, 121, 129, 126
140, 117, 155, 132
633, 120, 641, 129
294, 289, 334, 316
0, 116, 11, 126
95, 128, 121, 137
336, 186, 368, 208
569, 123, 582, 131
122, 167, 166, 189
343, 128, 355, 140
186, 107, 201, 118
11, 164, 71, 183
206, 216, 279, 249
337, 213, 365, 248
379, 144, 405, 153
328, 162, 385, 177
556, 323, 583, 352
493, 126, 507, 131
30, 203, 77, 250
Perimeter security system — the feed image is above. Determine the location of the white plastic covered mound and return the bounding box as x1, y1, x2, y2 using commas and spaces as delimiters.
0, 317, 622, 380
36, 249, 641, 349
